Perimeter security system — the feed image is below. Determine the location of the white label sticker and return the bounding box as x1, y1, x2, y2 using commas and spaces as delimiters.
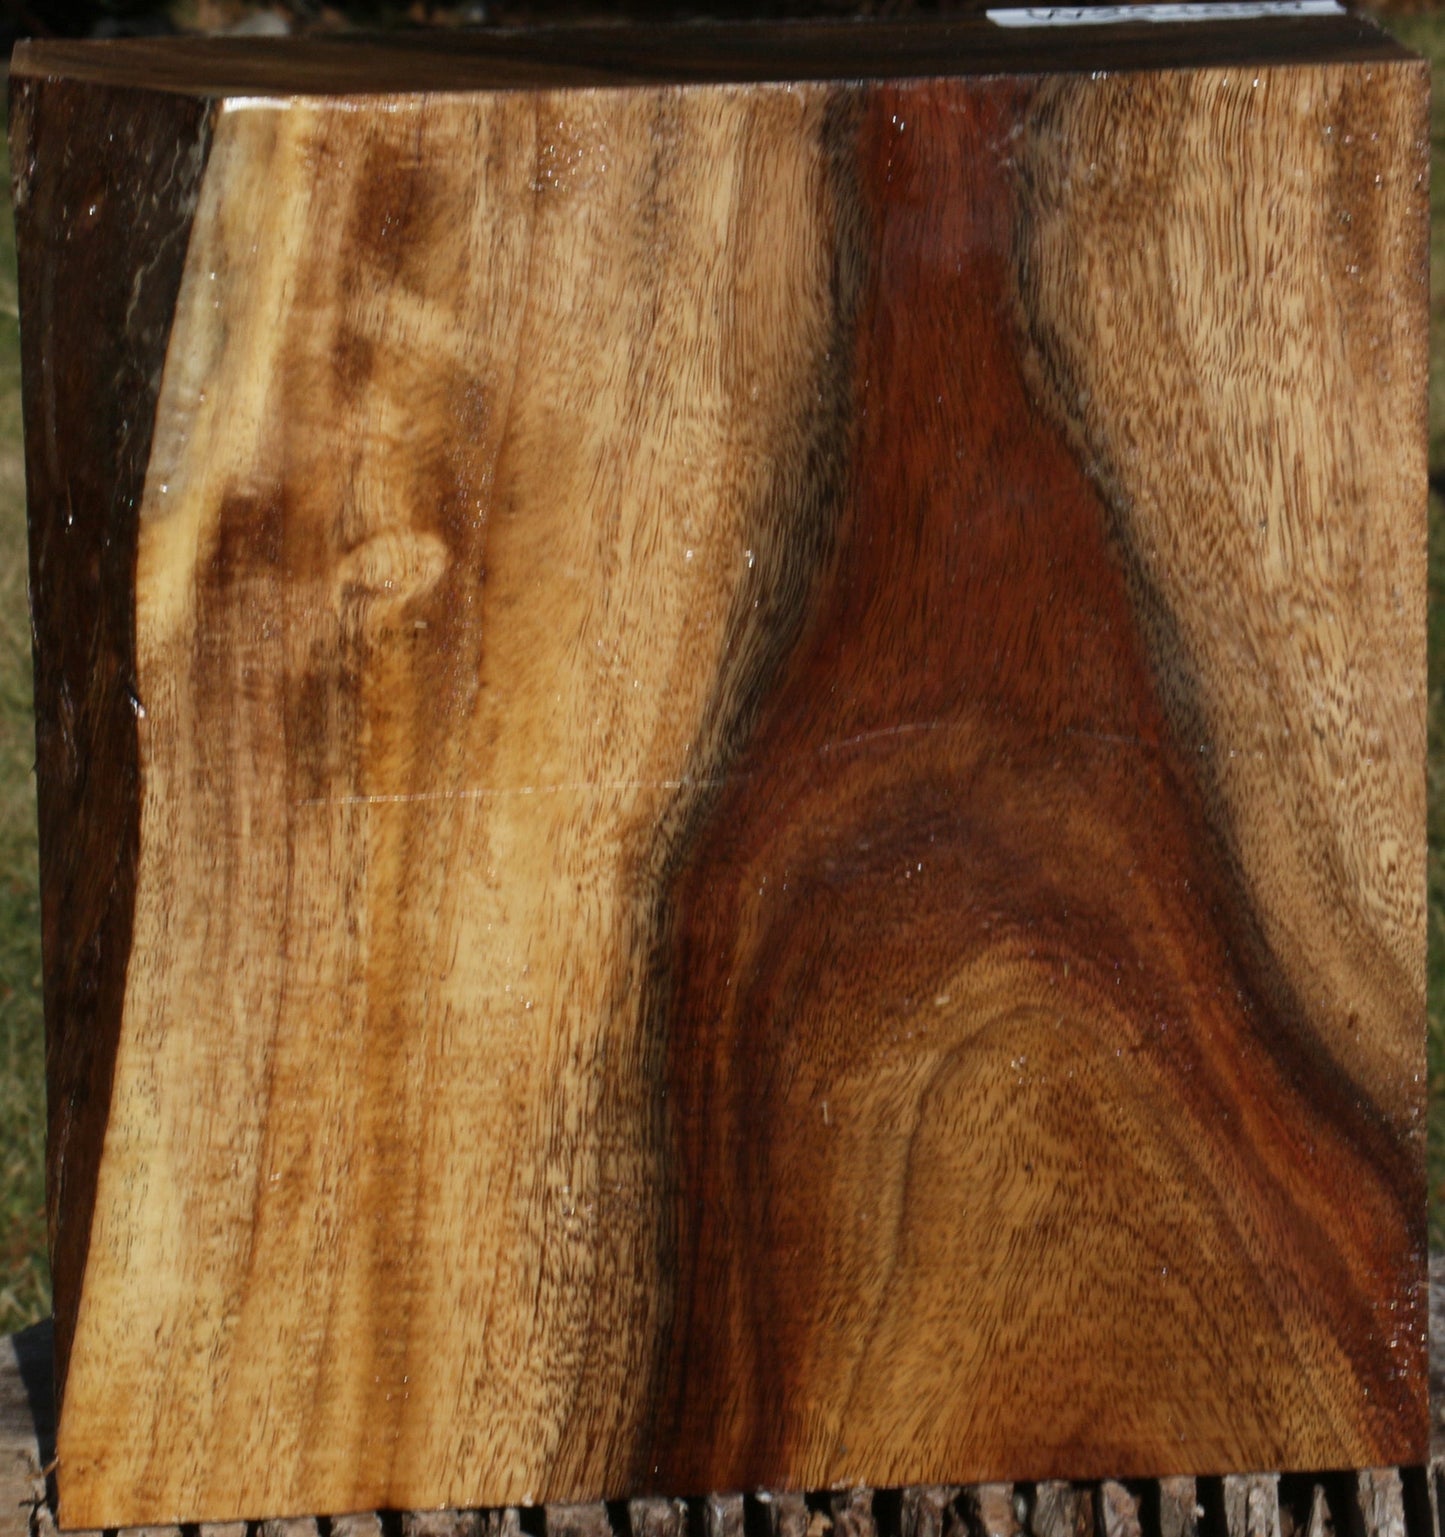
987, 1, 1344, 25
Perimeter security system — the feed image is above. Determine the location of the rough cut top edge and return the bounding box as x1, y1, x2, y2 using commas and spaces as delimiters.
9, 12, 1414, 99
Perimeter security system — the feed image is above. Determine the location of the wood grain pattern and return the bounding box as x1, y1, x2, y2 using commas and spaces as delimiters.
10, 20, 1429, 1529
8, 1318, 1445, 1537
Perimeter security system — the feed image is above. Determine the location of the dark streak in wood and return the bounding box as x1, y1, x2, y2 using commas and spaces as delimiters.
628, 83, 869, 1488
10, 17, 1410, 99
654, 74, 1422, 1486
9, 78, 212, 1402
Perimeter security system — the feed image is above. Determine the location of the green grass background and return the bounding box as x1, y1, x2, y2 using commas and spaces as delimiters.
0, 126, 40, 1337
1, 16, 1444, 1335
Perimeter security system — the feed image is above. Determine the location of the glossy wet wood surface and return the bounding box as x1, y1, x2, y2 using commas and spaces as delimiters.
10, 23, 1430, 1529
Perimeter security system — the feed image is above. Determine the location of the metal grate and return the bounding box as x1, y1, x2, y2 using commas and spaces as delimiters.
27, 1469, 1443, 1537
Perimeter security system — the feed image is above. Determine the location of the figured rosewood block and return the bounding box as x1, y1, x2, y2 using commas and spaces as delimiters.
10, 13, 1429, 1528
